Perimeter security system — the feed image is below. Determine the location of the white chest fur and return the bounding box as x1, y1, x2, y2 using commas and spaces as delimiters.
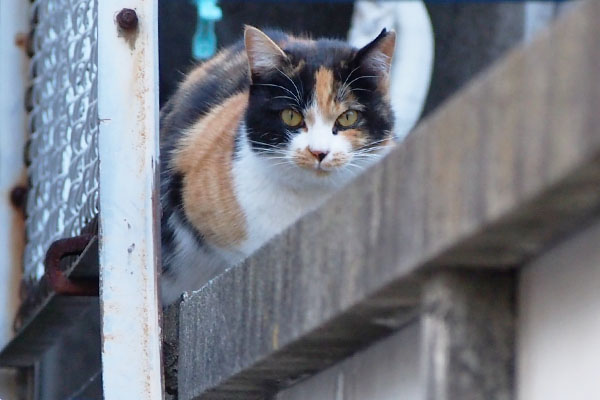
161, 136, 361, 304
231, 143, 335, 258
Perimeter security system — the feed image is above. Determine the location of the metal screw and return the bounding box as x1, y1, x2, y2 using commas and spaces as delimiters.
116, 8, 138, 31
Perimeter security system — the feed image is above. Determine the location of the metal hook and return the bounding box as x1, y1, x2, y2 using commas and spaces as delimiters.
44, 234, 99, 296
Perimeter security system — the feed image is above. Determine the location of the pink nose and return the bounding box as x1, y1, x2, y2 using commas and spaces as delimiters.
308, 149, 329, 162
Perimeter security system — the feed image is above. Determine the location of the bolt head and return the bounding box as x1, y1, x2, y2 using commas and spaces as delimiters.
10, 185, 27, 209
117, 8, 138, 31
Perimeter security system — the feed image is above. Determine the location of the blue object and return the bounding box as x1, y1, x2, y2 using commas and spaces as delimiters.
192, 0, 222, 60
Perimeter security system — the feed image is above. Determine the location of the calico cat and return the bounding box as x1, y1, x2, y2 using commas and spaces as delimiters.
160, 26, 396, 304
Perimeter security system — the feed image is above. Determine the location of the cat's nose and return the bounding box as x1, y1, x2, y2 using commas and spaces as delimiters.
308, 148, 329, 162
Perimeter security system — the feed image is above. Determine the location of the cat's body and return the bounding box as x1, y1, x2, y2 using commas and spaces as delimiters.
160, 27, 396, 304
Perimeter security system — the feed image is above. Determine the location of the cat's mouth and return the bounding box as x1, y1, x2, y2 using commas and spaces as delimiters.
291, 149, 351, 175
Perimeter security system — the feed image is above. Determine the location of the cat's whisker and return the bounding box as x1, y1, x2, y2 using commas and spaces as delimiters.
275, 67, 303, 105
351, 154, 381, 160
272, 95, 299, 106
357, 144, 392, 152
354, 138, 392, 152
353, 150, 387, 158
257, 150, 294, 157
262, 153, 293, 159
341, 65, 361, 93
284, 130, 297, 142
342, 164, 365, 178
353, 146, 389, 154
298, 78, 305, 99
254, 83, 300, 104
349, 87, 372, 93
257, 151, 289, 157
269, 161, 296, 168
339, 74, 378, 99
344, 75, 378, 88
246, 139, 281, 148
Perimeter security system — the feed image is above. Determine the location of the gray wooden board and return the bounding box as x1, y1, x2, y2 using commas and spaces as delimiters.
177, 2, 600, 398
0, 238, 99, 367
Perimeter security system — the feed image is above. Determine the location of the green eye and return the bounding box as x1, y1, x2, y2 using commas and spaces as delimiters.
281, 109, 303, 127
337, 110, 359, 127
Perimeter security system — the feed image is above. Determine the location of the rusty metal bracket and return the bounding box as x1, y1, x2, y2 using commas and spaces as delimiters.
45, 234, 99, 296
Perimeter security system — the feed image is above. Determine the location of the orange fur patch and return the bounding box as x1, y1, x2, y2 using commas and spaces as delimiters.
173, 92, 249, 248
315, 67, 334, 114
181, 48, 233, 91
313, 67, 353, 122
293, 148, 318, 170
340, 128, 369, 149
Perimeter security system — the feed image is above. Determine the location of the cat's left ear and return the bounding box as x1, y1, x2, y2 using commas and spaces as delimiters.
244, 26, 288, 78
353, 28, 396, 76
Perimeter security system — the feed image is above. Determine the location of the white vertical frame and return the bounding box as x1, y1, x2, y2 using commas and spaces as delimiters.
97, 1, 163, 399
0, 0, 29, 397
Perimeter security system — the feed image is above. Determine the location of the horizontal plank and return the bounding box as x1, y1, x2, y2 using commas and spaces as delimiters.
178, 2, 600, 399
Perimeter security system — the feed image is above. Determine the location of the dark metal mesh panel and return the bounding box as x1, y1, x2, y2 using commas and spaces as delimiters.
24, 0, 99, 280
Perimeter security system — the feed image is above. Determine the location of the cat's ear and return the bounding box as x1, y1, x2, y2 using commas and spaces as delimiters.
244, 26, 288, 77
353, 28, 396, 76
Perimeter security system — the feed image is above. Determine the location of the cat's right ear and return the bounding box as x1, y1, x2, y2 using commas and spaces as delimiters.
353, 28, 396, 76
244, 26, 287, 78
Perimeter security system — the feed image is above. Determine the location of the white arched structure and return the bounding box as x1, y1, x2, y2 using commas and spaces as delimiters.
348, 1, 434, 140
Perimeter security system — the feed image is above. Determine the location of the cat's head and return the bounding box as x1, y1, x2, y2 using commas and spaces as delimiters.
243, 26, 396, 186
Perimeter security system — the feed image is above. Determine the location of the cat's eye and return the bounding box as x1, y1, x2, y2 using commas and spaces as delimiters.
281, 109, 303, 127
336, 110, 359, 127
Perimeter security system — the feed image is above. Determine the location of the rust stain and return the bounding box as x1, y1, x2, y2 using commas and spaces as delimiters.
9, 190, 25, 320
9, 184, 27, 216
103, 334, 117, 342
116, 9, 140, 51
14, 32, 30, 52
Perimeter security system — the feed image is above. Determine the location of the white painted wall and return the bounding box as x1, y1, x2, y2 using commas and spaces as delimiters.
277, 322, 423, 400
0, 0, 29, 398
518, 220, 600, 400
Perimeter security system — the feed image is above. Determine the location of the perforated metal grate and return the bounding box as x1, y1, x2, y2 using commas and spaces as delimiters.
24, 0, 99, 280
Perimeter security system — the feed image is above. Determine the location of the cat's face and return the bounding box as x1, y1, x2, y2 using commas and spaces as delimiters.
243, 27, 396, 185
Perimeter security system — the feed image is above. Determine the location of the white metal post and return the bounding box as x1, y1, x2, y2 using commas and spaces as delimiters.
97, 1, 163, 399
0, 0, 29, 397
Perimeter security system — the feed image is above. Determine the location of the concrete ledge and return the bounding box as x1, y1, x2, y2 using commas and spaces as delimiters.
178, 2, 600, 399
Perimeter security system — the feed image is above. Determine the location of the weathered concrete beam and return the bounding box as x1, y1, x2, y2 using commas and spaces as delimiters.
178, 2, 600, 399
422, 271, 515, 400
